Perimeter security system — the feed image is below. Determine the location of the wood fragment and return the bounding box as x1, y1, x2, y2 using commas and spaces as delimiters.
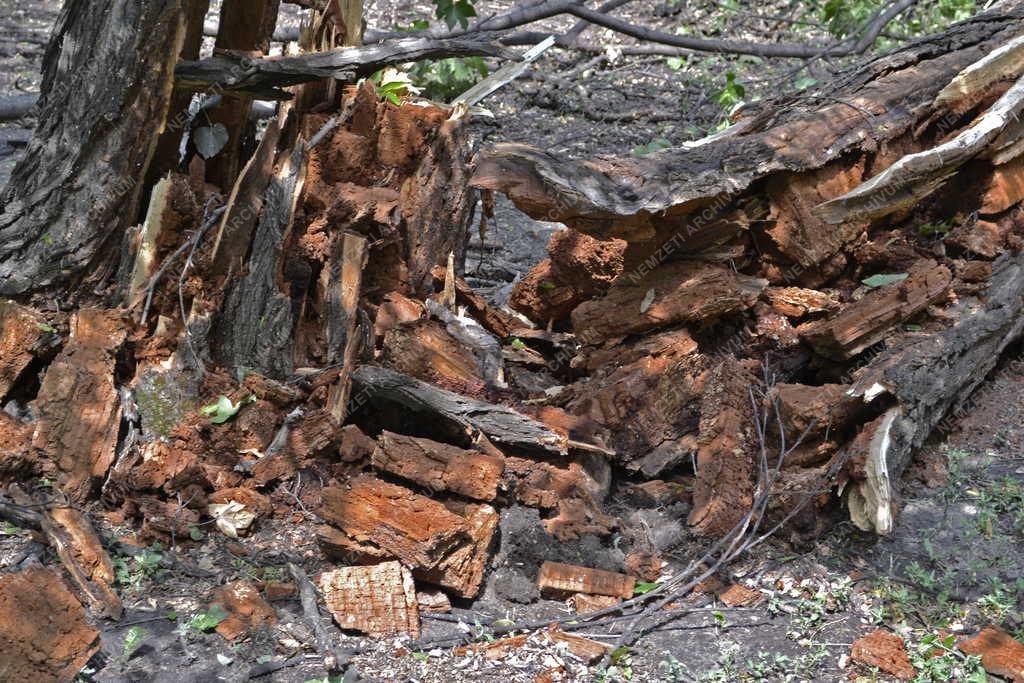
570, 261, 766, 342
41, 506, 123, 620
351, 365, 565, 454
454, 628, 611, 664
536, 561, 635, 599
319, 561, 419, 637
210, 579, 278, 641
327, 231, 369, 423
371, 430, 504, 500
0, 301, 45, 399
798, 260, 951, 361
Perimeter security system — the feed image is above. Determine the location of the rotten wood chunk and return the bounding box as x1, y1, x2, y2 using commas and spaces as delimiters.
509, 231, 626, 326
454, 629, 612, 664
319, 477, 468, 568
319, 561, 420, 637
340, 423, 376, 462
31, 308, 127, 502
718, 583, 764, 607
326, 231, 369, 424
371, 430, 504, 500
415, 501, 498, 599
351, 365, 565, 455
981, 154, 1024, 214
798, 260, 952, 361
0, 412, 36, 482
959, 625, 1024, 682
772, 383, 863, 443
430, 266, 520, 339
537, 561, 635, 600
571, 261, 766, 342
946, 216, 1015, 260
688, 357, 759, 537
0, 568, 101, 682
766, 158, 868, 267
0, 301, 46, 399
624, 550, 663, 583
210, 579, 278, 641
765, 287, 834, 319
382, 319, 485, 386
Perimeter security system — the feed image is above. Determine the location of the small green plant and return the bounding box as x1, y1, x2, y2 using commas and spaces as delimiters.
632, 138, 672, 156
633, 581, 660, 596
188, 604, 229, 633
113, 545, 165, 588
716, 72, 745, 114
36, 322, 57, 333
1, 521, 23, 535
918, 219, 952, 237
122, 626, 146, 661
907, 633, 987, 682
509, 338, 527, 350
199, 394, 254, 424
409, 56, 488, 102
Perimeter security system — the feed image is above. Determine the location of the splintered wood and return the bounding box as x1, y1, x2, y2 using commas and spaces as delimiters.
537, 561, 635, 599
319, 561, 419, 637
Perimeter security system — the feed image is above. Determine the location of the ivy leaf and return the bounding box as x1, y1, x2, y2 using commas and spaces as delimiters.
633, 581, 660, 595
123, 626, 146, 660
861, 273, 909, 288
194, 123, 229, 159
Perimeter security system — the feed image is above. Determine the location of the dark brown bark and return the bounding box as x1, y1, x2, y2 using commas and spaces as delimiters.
0, 0, 188, 296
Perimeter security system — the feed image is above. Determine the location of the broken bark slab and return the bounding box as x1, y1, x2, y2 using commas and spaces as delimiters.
417, 588, 452, 613
373, 291, 425, 341
537, 560, 635, 599
0, 301, 46, 398
319, 561, 419, 637
326, 231, 368, 424
688, 357, 759, 538
0, 568, 101, 682
844, 250, 1024, 533
570, 261, 766, 342
31, 308, 127, 502
469, 11, 1024, 240
959, 625, 1024, 682
818, 74, 1024, 223
350, 365, 565, 455
175, 35, 515, 97
573, 593, 621, 614
319, 477, 468, 569
798, 260, 952, 361
371, 430, 504, 500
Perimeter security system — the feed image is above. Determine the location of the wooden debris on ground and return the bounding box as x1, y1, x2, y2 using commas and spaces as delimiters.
319, 561, 420, 637
958, 625, 1024, 682
210, 579, 278, 641
454, 627, 612, 664
371, 430, 504, 500
537, 561, 635, 599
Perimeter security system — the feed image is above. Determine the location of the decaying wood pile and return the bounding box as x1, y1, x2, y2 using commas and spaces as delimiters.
2, 0, 1024, 666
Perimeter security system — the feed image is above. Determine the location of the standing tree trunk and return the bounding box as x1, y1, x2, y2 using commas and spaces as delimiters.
0, 0, 190, 297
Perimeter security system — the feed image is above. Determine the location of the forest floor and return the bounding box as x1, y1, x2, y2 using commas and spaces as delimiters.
1, 2, 1023, 682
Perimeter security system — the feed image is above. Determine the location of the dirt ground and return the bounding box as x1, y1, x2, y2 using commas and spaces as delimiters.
1, 2, 1022, 682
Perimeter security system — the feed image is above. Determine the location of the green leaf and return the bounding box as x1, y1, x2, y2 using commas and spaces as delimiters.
794, 76, 818, 91
189, 604, 229, 632
200, 395, 252, 424
194, 123, 230, 159
36, 322, 57, 334
434, 0, 477, 29
633, 581, 660, 595
166, 610, 178, 621
188, 525, 205, 541
861, 273, 909, 288
510, 338, 527, 350
123, 626, 146, 660
411, 651, 430, 661
1, 522, 22, 535
610, 645, 631, 664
